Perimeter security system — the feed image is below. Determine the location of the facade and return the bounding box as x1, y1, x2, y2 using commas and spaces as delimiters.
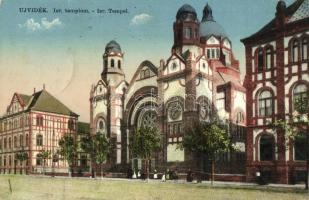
241, 0, 309, 184
0, 88, 78, 175
90, 3, 247, 179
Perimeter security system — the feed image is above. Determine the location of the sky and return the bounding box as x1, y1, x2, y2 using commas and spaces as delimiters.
0, 0, 294, 122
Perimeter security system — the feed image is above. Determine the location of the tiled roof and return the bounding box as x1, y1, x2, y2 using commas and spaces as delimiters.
288, 0, 309, 22
28, 90, 78, 116
242, 0, 307, 41
18, 94, 31, 105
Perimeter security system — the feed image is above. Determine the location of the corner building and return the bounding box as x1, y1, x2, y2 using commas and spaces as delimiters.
90, 3, 247, 180
242, 0, 309, 184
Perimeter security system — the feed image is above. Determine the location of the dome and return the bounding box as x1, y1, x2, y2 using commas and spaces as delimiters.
200, 4, 227, 39
105, 40, 122, 54
176, 4, 197, 21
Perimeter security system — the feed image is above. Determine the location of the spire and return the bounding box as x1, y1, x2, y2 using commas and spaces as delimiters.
202, 3, 214, 22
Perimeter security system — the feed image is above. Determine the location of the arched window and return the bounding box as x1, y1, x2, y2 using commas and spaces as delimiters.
184, 27, 192, 39
8, 137, 11, 149
293, 84, 308, 113
198, 97, 212, 121
36, 135, 43, 146
258, 90, 273, 116
138, 110, 157, 128
257, 48, 264, 72
302, 37, 308, 61
36, 154, 42, 166
4, 138, 7, 149
14, 136, 17, 148
19, 135, 23, 147
111, 59, 115, 67
294, 133, 306, 161
292, 39, 299, 62
96, 118, 105, 133
118, 60, 121, 69
260, 134, 274, 161
265, 47, 272, 69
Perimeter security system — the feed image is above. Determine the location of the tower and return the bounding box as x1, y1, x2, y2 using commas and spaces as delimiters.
173, 4, 200, 54
101, 40, 125, 86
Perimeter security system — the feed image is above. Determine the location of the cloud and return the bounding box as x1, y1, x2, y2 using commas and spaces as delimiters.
18, 18, 62, 31
130, 13, 152, 25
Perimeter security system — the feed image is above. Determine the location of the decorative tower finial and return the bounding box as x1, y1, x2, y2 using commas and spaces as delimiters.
202, 3, 214, 22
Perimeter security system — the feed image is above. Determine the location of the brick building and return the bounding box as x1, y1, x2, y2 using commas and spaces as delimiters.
241, 0, 308, 184
0, 88, 78, 175
90, 3, 246, 180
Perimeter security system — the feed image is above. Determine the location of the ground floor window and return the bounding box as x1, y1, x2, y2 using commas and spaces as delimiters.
260, 134, 274, 161
294, 133, 306, 161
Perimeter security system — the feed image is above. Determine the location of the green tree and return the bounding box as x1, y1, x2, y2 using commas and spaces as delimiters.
81, 132, 111, 178
15, 148, 28, 174
272, 97, 308, 190
40, 149, 50, 175
132, 126, 161, 180
180, 121, 236, 185
58, 134, 76, 177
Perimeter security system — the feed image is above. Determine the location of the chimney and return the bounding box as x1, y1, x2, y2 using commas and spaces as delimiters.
33, 87, 36, 94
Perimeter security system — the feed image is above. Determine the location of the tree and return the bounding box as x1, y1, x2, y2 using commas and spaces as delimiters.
81, 132, 111, 178
272, 97, 308, 190
15, 148, 28, 174
40, 149, 50, 175
58, 134, 76, 177
180, 121, 236, 185
132, 126, 161, 180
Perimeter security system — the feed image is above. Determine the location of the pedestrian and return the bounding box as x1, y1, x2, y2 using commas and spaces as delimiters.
153, 169, 158, 179
161, 172, 166, 182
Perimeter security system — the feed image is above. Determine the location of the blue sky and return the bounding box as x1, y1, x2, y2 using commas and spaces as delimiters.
0, 0, 294, 121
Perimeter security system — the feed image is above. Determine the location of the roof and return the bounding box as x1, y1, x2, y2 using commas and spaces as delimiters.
77, 122, 90, 134
176, 4, 197, 20
242, 0, 307, 42
28, 90, 78, 116
105, 40, 122, 54
200, 4, 227, 39
18, 94, 31, 105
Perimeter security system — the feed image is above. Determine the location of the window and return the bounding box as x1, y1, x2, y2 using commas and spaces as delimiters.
8, 137, 11, 149
184, 27, 192, 39
3, 156, 6, 166
0, 139, 2, 150
294, 133, 306, 161
265, 47, 272, 69
4, 138, 7, 149
104, 59, 108, 68
302, 38, 308, 61
118, 60, 121, 69
207, 49, 211, 58
20, 117, 23, 128
68, 119, 75, 131
140, 68, 150, 79
236, 112, 244, 123
25, 134, 29, 146
293, 84, 308, 113
36, 135, 43, 146
36, 115, 43, 127
260, 134, 274, 161
14, 136, 17, 148
257, 48, 264, 72
19, 135, 23, 147
9, 155, 11, 166
111, 59, 115, 67
292, 39, 299, 62
211, 49, 215, 58
258, 90, 273, 116
36, 154, 42, 166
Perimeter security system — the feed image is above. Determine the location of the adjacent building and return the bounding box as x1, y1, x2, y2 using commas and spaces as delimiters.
0, 88, 78, 175
90, 3, 246, 180
241, 0, 308, 184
